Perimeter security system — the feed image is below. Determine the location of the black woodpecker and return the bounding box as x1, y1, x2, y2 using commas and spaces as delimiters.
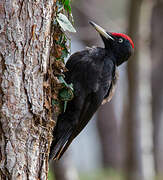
49, 21, 134, 161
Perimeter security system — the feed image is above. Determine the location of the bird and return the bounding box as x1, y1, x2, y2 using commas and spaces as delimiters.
49, 21, 134, 161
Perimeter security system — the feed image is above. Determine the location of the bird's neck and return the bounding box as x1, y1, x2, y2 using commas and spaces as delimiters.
104, 48, 117, 66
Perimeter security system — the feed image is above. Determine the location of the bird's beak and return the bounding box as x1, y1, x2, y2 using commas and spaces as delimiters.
89, 21, 114, 41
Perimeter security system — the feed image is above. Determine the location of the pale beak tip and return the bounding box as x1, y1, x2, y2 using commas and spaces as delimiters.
89, 21, 115, 41
89, 21, 95, 27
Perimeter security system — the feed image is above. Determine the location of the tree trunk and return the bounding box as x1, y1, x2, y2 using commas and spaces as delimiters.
51, 152, 79, 180
126, 0, 155, 180
150, 1, 163, 176
139, 1, 155, 179
0, 0, 55, 179
126, 0, 143, 179
97, 100, 119, 169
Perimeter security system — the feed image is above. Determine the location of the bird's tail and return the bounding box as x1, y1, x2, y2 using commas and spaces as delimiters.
49, 128, 73, 161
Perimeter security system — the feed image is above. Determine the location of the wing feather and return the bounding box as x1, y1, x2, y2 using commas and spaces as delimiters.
50, 48, 116, 160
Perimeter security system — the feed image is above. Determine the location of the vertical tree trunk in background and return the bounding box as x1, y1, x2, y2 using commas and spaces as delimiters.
52, 152, 79, 180
126, 0, 155, 179
97, 100, 119, 169
139, 1, 155, 179
138, 1, 155, 180
150, 1, 163, 176
0, 1, 54, 179
126, 0, 143, 179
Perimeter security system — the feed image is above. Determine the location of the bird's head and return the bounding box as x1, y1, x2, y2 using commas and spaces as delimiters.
89, 21, 134, 66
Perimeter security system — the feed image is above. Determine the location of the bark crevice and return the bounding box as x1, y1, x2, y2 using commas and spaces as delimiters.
0, 0, 55, 179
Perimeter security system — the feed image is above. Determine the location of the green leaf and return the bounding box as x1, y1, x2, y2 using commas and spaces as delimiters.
58, 75, 65, 84
64, 0, 71, 13
57, 13, 76, 33
58, 75, 74, 91
56, 1, 64, 12
63, 101, 67, 112
59, 88, 74, 101
52, 99, 58, 105
61, 48, 69, 58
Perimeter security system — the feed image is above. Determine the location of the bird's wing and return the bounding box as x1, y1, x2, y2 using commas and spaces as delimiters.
65, 49, 105, 92
51, 49, 115, 160
67, 54, 115, 138
55, 92, 103, 160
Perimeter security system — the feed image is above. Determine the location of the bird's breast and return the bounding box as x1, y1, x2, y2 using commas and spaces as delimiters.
102, 69, 119, 105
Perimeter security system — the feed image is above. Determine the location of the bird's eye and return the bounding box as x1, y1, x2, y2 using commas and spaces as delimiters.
118, 38, 123, 43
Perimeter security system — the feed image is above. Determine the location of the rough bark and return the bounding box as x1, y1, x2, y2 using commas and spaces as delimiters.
150, 1, 163, 176
0, 0, 55, 179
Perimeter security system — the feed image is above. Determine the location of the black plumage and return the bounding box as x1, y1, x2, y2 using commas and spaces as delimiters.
49, 21, 134, 161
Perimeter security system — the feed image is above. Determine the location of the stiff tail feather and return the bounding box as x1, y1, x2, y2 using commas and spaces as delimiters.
49, 128, 73, 161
